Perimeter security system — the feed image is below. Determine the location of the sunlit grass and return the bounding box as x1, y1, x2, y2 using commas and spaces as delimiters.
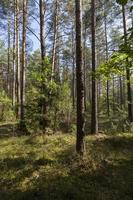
0, 127, 133, 200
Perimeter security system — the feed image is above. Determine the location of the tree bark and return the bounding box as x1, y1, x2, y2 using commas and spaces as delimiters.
83, 22, 87, 111
104, 3, 110, 117
16, 0, 21, 117
75, 0, 85, 155
20, 0, 28, 130
12, 3, 16, 107
39, 0, 45, 60
122, 5, 133, 122
7, 9, 11, 96
51, 0, 58, 80
91, 0, 98, 134
72, 25, 75, 109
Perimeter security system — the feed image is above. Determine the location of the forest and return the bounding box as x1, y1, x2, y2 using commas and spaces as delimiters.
0, 0, 133, 199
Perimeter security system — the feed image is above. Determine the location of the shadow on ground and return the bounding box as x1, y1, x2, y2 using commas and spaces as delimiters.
0, 130, 133, 200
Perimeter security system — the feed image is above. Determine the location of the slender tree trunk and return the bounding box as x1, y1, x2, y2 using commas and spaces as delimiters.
39, 0, 45, 60
112, 76, 115, 113
104, 4, 110, 117
7, 11, 11, 96
72, 25, 75, 109
75, 0, 85, 155
16, 0, 21, 117
91, 0, 98, 134
88, 64, 91, 104
20, 0, 28, 130
12, 4, 16, 106
119, 76, 123, 108
39, 0, 47, 130
122, 5, 133, 122
83, 23, 87, 111
51, 0, 58, 80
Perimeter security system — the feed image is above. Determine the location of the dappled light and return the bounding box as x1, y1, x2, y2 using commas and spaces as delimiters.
0, 0, 133, 199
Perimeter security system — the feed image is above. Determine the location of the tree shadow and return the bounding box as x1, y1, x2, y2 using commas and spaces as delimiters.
0, 134, 133, 200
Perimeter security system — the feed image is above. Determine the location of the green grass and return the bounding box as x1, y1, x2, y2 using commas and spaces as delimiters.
0, 124, 133, 200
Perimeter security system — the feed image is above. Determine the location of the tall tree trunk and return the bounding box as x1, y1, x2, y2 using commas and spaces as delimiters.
119, 76, 123, 108
91, 0, 98, 134
104, 3, 110, 117
7, 11, 11, 96
112, 76, 115, 113
20, 0, 28, 130
75, 0, 85, 155
122, 5, 133, 122
39, 0, 45, 60
72, 25, 75, 109
16, 0, 21, 117
39, 0, 47, 130
51, 0, 58, 80
12, 4, 16, 106
83, 22, 87, 111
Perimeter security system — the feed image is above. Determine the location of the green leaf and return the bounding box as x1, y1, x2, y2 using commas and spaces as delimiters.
116, 0, 128, 5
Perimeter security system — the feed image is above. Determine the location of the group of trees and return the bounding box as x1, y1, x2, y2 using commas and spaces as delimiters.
76, 0, 133, 153
0, 0, 133, 154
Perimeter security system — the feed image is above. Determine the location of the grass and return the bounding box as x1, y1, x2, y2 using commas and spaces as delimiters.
0, 124, 133, 200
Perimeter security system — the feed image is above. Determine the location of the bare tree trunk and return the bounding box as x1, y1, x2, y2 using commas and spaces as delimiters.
12, 3, 16, 107
39, 0, 45, 60
122, 5, 133, 122
16, 0, 21, 117
72, 25, 75, 109
119, 76, 123, 108
91, 0, 98, 134
51, 0, 58, 80
75, 0, 85, 155
112, 76, 115, 113
7, 11, 11, 96
39, 0, 48, 130
103, 2, 110, 117
83, 22, 87, 111
20, 0, 28, 130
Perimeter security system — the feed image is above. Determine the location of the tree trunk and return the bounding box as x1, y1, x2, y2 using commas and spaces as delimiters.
12, 3, 16, 107
83, 22, 87, 111
7, 10, 11, 96
112, 76, 115, 113
104, 3, 110, 117
75, 0, 85, 155
39, 0, 45, 60
51, 0, 58, 80
20, 0, 28, 130
122, 5, 133, 122
91, 0, 98, 134
16, 0, 21, 117
119, 76, 123, 108
39, 0, 47, 131
72, 25, 75, 109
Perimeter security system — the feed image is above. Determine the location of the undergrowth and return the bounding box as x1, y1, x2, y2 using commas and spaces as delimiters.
0, 124, 133, 200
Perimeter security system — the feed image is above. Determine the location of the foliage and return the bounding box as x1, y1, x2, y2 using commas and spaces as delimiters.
25, 53, 74, 132
26, 55, 58, 131
49, 81, 74, 132
116, 0, 128, 5
97, 52, 128, 79
0, 90, 15, 122
121, 28, 133, 55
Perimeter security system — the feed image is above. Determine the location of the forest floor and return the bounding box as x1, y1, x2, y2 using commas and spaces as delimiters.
0, 124, 133, 200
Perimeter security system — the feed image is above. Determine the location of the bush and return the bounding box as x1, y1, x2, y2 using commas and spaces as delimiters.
0, 90, 15, 122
